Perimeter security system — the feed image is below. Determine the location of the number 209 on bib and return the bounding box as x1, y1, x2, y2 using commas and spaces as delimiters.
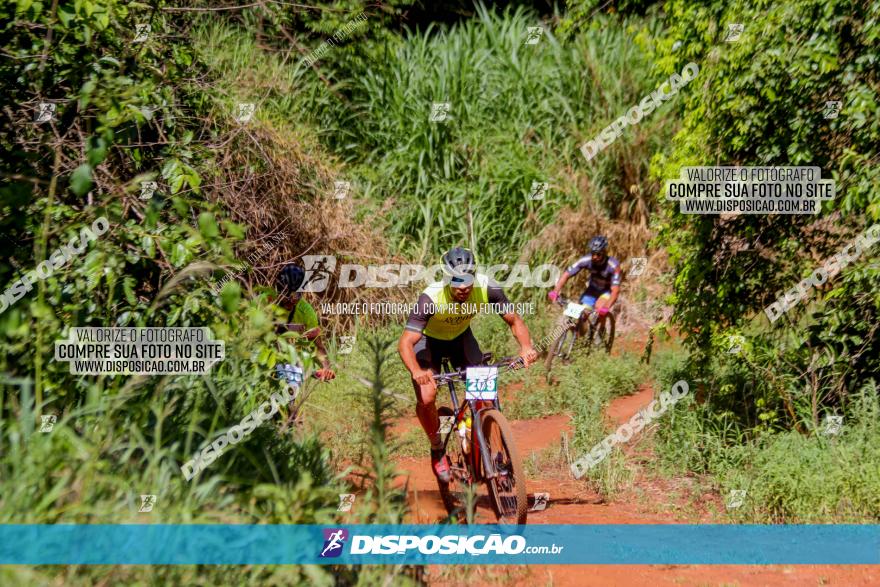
465, 366, 498, 400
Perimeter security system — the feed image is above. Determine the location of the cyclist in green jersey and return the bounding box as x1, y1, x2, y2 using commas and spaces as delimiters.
275, 264, 335, 381
398, 247, 538, 482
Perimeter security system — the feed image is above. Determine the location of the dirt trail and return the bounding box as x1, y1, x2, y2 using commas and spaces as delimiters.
390, 381, 878, 586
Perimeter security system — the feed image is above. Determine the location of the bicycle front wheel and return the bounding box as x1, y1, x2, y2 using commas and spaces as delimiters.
544, 325, 573, 373
480, 409, 528, 524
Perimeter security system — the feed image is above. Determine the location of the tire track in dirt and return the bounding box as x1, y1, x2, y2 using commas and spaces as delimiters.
390, 383, 879, 586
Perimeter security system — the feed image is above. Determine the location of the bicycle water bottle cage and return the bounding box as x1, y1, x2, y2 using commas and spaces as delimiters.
276, 363, 304, 387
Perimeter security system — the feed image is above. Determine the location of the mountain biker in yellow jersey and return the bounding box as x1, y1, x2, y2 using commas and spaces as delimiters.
398, 247, 539, 482
274, 264, 335, 381
547, 236, 621, 333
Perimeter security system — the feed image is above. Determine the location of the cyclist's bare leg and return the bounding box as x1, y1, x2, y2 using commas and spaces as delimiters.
576, 305, 594, 337
414, 377, 442, 448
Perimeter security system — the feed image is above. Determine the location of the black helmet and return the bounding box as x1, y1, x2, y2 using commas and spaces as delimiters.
277, 264, 306, 294
441, 246, 476, 285
589, 236, 609, 254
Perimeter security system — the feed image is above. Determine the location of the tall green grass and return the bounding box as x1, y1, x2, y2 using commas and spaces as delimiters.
0, 297, 413, 585
194, 5, 673, 263
651, 351, 880, 522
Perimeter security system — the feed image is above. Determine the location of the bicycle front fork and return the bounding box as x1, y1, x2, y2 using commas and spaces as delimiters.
470, 402, 499, 480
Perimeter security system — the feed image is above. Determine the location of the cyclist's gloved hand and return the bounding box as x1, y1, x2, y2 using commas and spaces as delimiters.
547, 290, 559, 302
597, 306, 609, 316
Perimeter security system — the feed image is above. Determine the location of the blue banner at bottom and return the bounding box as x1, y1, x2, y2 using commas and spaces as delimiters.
1, 524, 878, 565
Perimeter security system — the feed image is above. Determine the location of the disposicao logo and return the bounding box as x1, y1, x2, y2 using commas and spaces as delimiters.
320, 528, 348, 558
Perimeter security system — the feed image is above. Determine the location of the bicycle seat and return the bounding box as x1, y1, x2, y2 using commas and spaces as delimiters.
481, 352, 493, 364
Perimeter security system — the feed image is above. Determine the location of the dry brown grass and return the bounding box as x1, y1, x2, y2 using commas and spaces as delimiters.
205, 119, 415, 327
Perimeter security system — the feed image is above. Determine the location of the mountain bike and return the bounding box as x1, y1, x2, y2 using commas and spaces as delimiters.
544, 296, 616, 373
434, 354, 528, 525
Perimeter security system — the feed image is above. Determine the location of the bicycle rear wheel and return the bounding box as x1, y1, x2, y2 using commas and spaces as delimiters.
602, 313, 616, 353
480, 409, 528, 524
590, 313, 616, 354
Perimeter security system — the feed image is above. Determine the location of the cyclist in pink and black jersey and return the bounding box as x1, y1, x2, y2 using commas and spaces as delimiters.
547, 236, 621, 329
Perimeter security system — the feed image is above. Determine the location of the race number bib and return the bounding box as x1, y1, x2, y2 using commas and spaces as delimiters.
465, 366, 498, 400
276, 363, 304, 387
564, 302, 588, 320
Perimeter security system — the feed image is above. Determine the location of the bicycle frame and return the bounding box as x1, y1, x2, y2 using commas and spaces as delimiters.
437, 358, 503, 482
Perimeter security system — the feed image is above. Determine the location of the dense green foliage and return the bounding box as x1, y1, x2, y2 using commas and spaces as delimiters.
0, 1, 413, 583
559, 0, 880, 519
2, 1, 879, 582
648, 0, 880, 428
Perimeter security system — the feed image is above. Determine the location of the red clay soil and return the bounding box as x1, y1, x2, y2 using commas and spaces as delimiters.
390, 383, 879, 586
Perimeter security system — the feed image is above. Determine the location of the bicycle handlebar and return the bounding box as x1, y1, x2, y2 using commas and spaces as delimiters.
552, 296, 608, 316
432, 356, 524, 383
